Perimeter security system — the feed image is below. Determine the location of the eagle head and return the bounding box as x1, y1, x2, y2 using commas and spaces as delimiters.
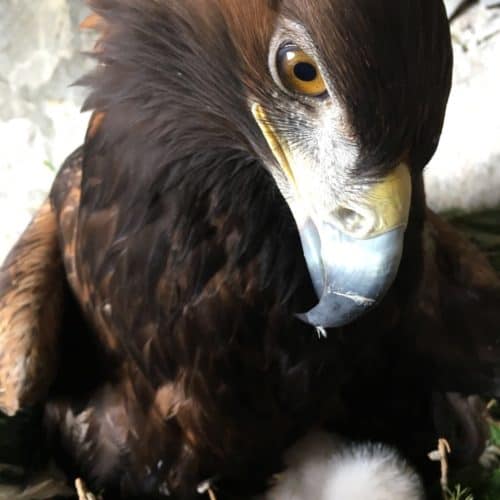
84, 0, 452, 329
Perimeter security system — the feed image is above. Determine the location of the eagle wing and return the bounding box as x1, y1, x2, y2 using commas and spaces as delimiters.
0, 147, 83, 416
412, 210, 500, 396
0, 197, 64, 416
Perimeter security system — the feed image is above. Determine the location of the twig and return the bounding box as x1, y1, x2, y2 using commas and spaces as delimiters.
197, 479, 218, 500
428, 438, 452, 499
75, 478, 97, 500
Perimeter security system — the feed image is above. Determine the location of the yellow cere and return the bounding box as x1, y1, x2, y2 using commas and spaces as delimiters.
251, 103, 297, 187
364, 164, 412, 236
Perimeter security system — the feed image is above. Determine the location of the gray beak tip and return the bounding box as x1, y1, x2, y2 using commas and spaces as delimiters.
297, 221, 406, 329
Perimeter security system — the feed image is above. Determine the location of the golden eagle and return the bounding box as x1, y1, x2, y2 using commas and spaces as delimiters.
1, 0, 499, 498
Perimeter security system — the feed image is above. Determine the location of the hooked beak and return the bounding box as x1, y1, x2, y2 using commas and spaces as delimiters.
252, 103, 412, 329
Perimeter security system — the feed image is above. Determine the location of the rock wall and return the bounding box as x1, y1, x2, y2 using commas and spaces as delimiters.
425, 1, 500, 212
0, 1, 499, 261
0, 1, 94, 260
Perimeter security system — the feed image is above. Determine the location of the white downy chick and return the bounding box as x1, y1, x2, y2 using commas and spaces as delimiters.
264, 431, 425, 500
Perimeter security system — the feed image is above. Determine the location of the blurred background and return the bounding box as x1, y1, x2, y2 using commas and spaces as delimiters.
0, 0, 499, 262
0, 1, 93, 260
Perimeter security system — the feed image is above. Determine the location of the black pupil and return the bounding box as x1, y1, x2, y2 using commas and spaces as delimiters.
293, 62, 317, 82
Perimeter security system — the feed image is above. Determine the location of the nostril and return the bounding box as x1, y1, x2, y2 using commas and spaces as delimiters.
336, 206, 363, 232
335, 206, 374, 237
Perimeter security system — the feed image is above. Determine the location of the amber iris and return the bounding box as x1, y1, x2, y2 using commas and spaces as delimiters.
277, 46, 327, 97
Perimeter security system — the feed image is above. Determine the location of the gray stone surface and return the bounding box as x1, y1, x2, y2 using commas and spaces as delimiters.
0, 1, 499, 262
425, 2, 500, 213
445, 0, 468, 18
0, 0, 94, 261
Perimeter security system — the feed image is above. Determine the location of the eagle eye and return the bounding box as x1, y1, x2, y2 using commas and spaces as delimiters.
276, 45, 327, 98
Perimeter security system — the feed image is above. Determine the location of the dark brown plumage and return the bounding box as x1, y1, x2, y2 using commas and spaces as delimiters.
0, 1, 499, 499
